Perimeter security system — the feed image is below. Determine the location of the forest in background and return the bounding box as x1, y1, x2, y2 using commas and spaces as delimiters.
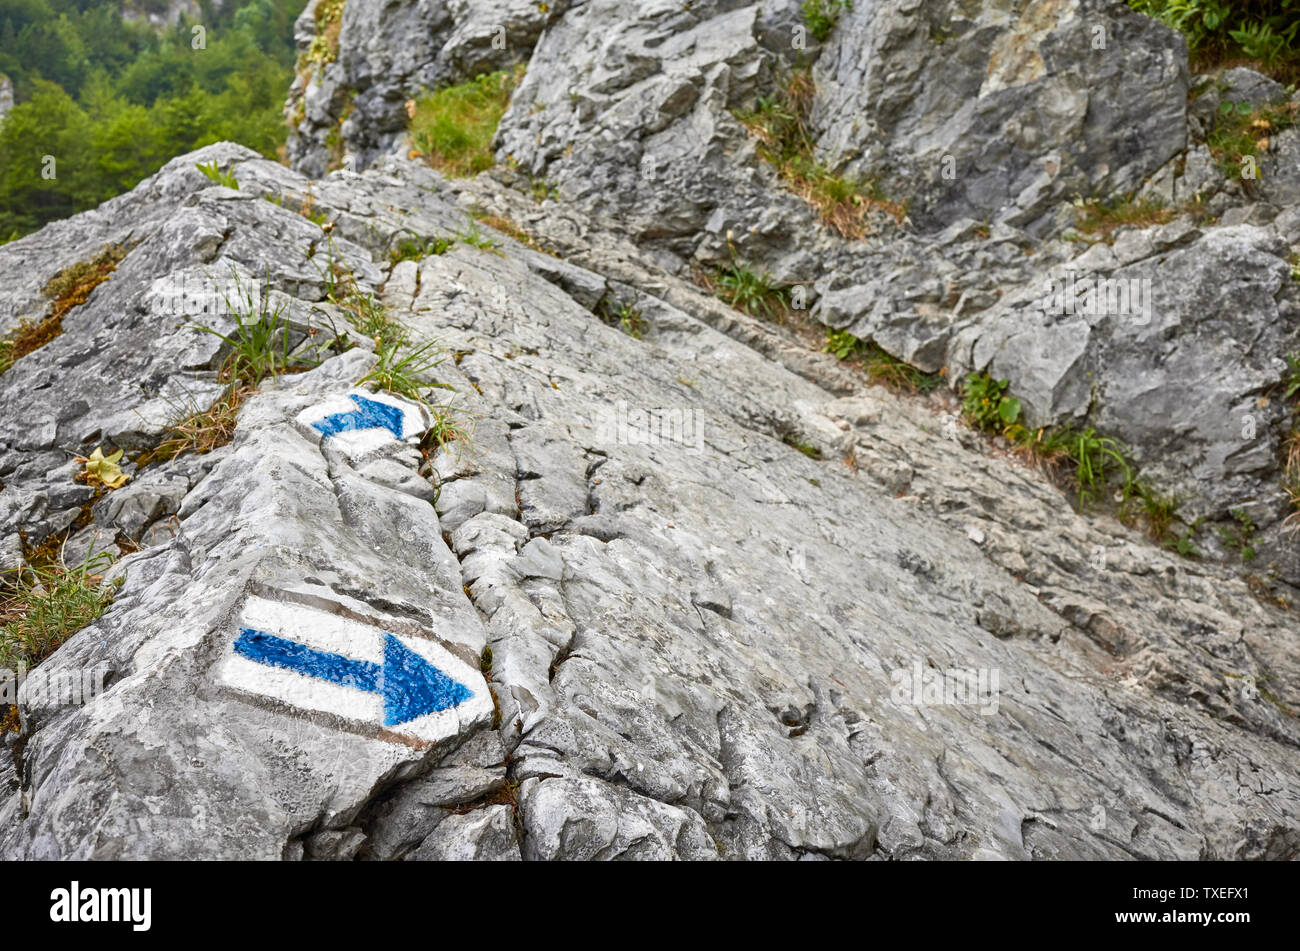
0, 0, 307, 241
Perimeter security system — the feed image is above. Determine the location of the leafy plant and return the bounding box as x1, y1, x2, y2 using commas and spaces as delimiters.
196, 160, 239, 189
78, 446, 129, 489
961, 373, 1022, 434
1165, 523, 1203, 558
1129, 1, 1300, 78
304, 0, 346, 70
825, 327, 868, 361
612, 304, 648, 340
389, 234, 455, 265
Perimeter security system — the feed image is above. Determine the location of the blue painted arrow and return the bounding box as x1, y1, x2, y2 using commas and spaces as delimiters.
233, 627, 472, 726
312, 394, 405, 441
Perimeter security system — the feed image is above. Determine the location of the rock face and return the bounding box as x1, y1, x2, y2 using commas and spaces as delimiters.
1, 141, 1298, 861
813, 0, 1189, 234
286, 0, 548, 176
3, 4, 1300, 860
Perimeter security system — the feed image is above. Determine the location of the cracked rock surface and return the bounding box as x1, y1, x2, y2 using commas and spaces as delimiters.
1, 142, 1298, 859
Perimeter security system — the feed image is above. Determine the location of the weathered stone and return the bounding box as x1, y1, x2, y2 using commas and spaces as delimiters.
3, 0, 1300, 862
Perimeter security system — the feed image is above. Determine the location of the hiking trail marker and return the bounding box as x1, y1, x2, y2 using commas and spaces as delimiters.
217, 594, 491, 746
295, 389, 428, 461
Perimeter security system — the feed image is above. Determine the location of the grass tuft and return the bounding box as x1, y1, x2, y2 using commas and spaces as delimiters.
0, 550, 120, 672
713, 260, 788, 321
802, 0, 852, 41
825, 328, 942, 393
409, 68, 524, 177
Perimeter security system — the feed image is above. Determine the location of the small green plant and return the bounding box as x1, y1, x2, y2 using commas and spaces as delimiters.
1165, 522, 1203, 558
357, 336, 450, 403
0, 550, 120, 671
196, 160, 239, 189
529, 177, 559, 203
408, 68, 523, 177
783, 434, 823, 459
455, 220, 501, 251
598, 301, 648, 340
961, 372, 1023, 435
715, 262, 787, 320
198, 271, 299, 387
802, 0, 852, 41
424, 404, 474, 454
1068, 427, 1134, 507
388, 234, 455, 265
1283, 352, 1300, 399
1125, 482, 1180, 541
1206, 98, 1298, 179
1219, 507, 1258, 562
825, 327, 868, 361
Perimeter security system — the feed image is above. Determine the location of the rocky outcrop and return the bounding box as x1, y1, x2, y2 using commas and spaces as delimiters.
812, 0, 1189, 235
285, 0, 548, 176
3, 2, 1300, 861
1, 142, 1298, 860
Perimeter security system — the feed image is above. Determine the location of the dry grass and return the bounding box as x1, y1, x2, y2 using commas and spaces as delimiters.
471, 211, 550, 253
0, 244, 127, 375
1282, 429, 1300, 535
137, 385, 252, 467
734, 69, 905, 239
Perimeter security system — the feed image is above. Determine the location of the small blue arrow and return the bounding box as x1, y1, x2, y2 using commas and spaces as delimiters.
233, 627, 472, 726
312, 394, 405, 441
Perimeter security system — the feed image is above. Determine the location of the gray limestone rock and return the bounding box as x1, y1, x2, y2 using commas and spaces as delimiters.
3, 0, 1300, 863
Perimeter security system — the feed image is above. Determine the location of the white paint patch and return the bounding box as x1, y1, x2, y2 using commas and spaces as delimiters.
294, 388, 430, 462
216, 594, 492, 747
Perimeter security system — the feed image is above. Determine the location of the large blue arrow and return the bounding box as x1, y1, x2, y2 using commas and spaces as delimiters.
312, 394, 405, 441
233, 627, 472, 726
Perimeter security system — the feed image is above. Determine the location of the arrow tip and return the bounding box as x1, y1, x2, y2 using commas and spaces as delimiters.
382, 634, 473, 726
